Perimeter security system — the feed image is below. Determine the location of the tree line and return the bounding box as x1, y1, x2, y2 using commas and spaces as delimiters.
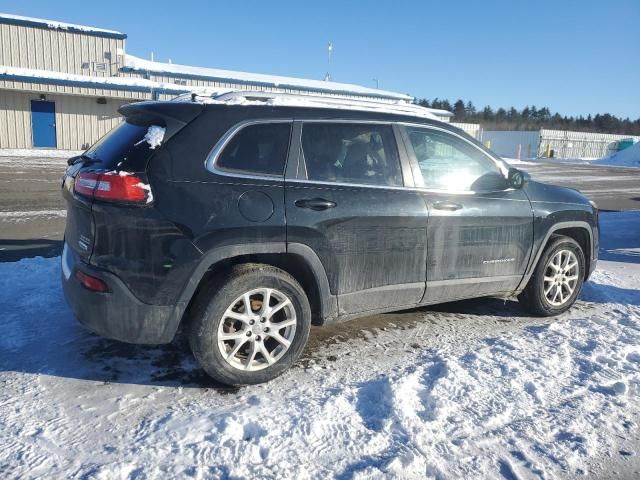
416, 98, 640, 136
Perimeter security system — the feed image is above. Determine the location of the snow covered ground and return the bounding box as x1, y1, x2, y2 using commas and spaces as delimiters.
511, 141, 640, 169
1, 212, 639, 479
593, 142, 640, 169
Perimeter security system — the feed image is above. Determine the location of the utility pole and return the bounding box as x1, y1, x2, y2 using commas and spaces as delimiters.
324, 42, 333, 81
373, 78, 379, 89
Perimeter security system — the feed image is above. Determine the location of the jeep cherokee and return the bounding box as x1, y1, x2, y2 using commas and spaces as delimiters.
61, 92, 599, 385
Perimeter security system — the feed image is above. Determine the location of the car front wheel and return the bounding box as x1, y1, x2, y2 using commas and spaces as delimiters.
189, 263, 311, 386
518, 235, 585, 316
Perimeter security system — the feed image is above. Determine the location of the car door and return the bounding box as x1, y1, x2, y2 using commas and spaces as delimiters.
399, 125, 534, 304
284, 120, 429, 315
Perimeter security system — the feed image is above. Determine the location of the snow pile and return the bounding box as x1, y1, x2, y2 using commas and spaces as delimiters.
0, 148, 82, 158
0, 209, 66, 222
1, 212, 639, 478
136, 125, 166, 149
594, 141, 640, 168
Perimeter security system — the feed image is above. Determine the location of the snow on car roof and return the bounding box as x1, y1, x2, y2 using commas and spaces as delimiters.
180, 90, 442, 121
123, 54, 413, 102
0, 12, 126, 38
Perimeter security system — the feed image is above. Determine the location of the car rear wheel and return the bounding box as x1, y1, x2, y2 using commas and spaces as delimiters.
518, 235, 585, 316
189, 264, 311, 385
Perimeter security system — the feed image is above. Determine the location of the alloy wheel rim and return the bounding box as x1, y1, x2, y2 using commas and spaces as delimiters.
217, 288, 297, 371
543, 249, 580, 306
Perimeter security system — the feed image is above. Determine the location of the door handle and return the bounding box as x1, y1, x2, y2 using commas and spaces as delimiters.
433, 201, 463, 211
294, 198, 337, 211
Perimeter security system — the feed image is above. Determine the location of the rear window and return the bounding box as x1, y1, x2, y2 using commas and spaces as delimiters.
216, 122, 292, 176
84, 122, 158, 171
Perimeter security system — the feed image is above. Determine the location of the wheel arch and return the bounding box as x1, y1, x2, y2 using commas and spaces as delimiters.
552, 226, 592, 278
175, 243, 337, 334
517, 221, 594, 293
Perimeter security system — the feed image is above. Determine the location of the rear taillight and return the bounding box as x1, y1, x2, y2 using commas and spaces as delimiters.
74, 171, 150, 203
75, 270, 110, 292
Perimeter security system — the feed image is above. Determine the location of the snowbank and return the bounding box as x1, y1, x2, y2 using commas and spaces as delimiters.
1, 212, 639, 478
594, 142, 640, 168
0, 148, 81, 158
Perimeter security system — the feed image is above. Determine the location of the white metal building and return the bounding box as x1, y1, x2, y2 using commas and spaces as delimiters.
483, 129, 640, 160
0, 13, 449, 151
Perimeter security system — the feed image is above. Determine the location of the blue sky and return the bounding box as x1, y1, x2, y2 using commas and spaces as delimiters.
2, 0, 639, 118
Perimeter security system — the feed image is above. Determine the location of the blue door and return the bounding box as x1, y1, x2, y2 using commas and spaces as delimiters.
31, 100, 57, 148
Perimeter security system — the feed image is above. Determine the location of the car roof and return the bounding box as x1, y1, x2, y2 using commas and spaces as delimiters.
174, 90, 451, 125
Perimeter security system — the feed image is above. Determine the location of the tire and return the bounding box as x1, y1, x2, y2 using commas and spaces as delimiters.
189, 263, 311, 386
518, 235, 585, 317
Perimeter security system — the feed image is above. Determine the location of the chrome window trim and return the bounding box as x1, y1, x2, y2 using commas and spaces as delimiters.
204, 118, 294, 181
285, 177, 526, 201
204, 117, 514, 196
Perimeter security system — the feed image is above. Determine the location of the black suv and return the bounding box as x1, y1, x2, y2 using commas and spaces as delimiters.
61, 92, 599, 385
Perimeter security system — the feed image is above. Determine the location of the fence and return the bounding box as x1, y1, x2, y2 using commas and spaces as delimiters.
537, 130, 640, 159
482, 129, 640, 160
450, 122, 482, 140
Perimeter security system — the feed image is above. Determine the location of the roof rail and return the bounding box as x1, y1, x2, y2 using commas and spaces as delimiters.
174, 90, 447, 121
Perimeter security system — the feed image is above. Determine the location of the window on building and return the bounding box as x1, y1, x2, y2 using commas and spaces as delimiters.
301, 123, 402, 187
406, 128, 506, 192
217, 122, 292, 176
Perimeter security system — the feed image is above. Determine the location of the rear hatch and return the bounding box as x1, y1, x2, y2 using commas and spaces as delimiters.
61, 101, 203, 262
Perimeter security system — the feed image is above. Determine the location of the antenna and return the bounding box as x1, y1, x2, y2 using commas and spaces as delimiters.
324, 42, 333, 81
373, 78, 379, 89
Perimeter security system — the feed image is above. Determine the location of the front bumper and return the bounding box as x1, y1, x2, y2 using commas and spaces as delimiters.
61, 243, 179, 344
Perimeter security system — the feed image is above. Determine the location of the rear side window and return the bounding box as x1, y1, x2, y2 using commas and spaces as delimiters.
301, 123, 402, 187
217, 122, 292, 176
84, 121, 156, 171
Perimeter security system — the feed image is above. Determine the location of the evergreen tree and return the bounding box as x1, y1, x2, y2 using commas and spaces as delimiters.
453, 99, 465, 121
414, 98, 639, 135
465, 101, 476, 115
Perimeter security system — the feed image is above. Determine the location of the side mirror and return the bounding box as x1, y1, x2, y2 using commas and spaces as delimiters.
507, 168, 529, 189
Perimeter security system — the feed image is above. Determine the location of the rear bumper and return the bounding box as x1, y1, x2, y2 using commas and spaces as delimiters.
61, 243, 179, 344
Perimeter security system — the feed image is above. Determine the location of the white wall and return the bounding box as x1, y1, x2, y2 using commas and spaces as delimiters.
482, 131, 541, 159
0, 89, 126, 149
451, 122, 482, 140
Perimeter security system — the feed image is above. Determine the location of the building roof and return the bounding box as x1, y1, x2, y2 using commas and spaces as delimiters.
0, 12, 126, 39
0, 65, 191, 95
123, 54, 413, 102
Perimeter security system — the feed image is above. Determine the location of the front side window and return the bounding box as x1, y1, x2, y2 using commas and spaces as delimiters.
301, 123, 402, 187
217, 122, 292, 176
406, 128, 507, 192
